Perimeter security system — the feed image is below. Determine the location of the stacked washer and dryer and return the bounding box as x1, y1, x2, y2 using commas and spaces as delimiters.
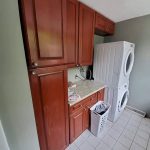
93, 41, 135, 122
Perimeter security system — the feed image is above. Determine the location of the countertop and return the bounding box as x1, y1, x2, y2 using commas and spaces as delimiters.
68, 80, 106, 106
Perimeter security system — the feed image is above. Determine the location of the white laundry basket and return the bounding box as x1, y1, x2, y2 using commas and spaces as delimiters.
90, 101, 110, 136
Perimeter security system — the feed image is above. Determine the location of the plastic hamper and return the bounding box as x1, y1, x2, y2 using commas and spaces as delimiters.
90, 101, 110, 136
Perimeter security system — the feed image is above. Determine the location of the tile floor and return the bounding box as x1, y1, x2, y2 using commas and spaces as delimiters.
66, 109, 150, 150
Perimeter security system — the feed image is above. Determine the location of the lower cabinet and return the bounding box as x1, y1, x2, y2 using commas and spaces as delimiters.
70, 107, 84, 142
69, 91, 103, 143
29, 66, 69, 150
97, 88, 105, 101
83, 93, 97, 130
83, 107, 90, 131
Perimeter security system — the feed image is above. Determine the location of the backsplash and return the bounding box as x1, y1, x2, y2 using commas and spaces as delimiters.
68, 66, 87, 83
68, 35, 103, 83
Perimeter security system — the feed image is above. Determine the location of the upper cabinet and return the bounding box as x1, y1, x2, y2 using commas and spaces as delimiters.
20, 0, 67, 68
95, 12, 115, 35
78, 3, 95, 66
20, 0, 115, 68
66, 0, 78, 67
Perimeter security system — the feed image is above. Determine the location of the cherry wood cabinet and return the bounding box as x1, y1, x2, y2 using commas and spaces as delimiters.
78, 3, 95, 66
66, 0, 78, 67
105, 19, 115, 34
95, 13, 106, 32
20, 0, 67, 68
95, 12, 115, 35
20, 0, 115, 68
19, 0, 111, 149
70, 107, 84, 143
97, 88, 105, 101
29, 66, 69, 150
83, 93, 97, 130
69, 88, 105, 143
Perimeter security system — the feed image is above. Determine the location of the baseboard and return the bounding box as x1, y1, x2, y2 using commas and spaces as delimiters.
126, 105, 146, 117
146, 113, 150, 118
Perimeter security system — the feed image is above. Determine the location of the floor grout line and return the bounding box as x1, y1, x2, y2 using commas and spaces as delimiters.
111, 113, 134, 150
128, 116, 145, 150
146, 129, 150, 150
66, 110, 150, 150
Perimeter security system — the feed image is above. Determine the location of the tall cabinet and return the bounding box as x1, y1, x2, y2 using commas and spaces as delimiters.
20, 0, 69, 150
29, 66, 69, 150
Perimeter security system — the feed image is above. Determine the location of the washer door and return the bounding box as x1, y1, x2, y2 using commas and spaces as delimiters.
118, 89, 129, 112
124, 50, 134, 77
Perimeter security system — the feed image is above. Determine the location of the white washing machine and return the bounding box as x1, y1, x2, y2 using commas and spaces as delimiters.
107, 83, 129, 122
93, 41, 135, 88
93, 41, 135, 122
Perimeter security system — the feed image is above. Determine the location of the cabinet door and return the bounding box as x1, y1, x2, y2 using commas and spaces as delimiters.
66, 0, 78, 67
29, 66, 69, 150
83, 107, 90, 130
95, 12, 115, 35
83, 93, 97, 130
105, 20, 115, 34
70, 108, 84, 143
78, 3, 95, 66
20, 0, 67, 68
95, 13, 106, 32
97, 88, 105, 101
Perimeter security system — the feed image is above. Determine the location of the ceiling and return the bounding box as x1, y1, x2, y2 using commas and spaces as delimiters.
79, 0, 150, 22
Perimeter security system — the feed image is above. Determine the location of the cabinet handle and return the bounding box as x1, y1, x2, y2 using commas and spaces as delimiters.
87, 106, 91, 109
32, 62, 38, 67
73, 104, 82, 110
76, 64, 79, 67
32, 71, 37, 75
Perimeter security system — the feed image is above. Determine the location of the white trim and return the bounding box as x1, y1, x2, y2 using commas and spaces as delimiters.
125, 105, 146, 117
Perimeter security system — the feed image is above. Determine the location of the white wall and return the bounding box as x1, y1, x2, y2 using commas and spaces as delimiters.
0, 121, 10, 150
0, 0, 40, 150
94, 35, 104, 45
105, 15, 150, 116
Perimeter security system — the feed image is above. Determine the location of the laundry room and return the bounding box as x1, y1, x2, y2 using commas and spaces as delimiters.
0, 0, 150, 150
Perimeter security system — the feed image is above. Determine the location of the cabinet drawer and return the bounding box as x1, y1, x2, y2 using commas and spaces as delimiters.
84, 93, 97, 108
70, 102, 83, 114
97, 88, 105, 101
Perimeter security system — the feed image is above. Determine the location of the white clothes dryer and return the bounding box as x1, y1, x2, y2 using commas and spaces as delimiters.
118, 42, 134, 87
93, 41, 135, 88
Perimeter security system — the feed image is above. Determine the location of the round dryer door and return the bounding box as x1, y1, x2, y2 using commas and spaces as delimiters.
124, 50, 134, 77
118, 86, 129, 112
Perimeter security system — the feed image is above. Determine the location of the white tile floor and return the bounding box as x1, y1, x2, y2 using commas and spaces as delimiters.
66, 109, 150, 150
